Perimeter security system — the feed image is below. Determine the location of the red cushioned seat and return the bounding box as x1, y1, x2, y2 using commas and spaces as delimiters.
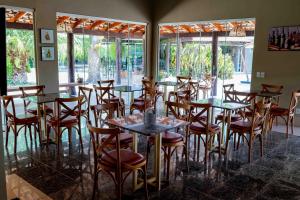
100, 149, 145, 171
215, 113, 241, 122
190, 122, 220, 132
270, 107, 289, 116
102, 132, 133, 146
48, 116, 78, 127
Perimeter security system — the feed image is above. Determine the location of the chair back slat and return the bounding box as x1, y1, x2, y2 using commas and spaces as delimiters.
56, 96, 84, 122
251, 101, 271, 133
19, 85, 45, 111
165, 101, 190, 121
94, 85, 117, 104
189, 102, 211, 132
78, 86, 93, 119
2, 96, 16, 120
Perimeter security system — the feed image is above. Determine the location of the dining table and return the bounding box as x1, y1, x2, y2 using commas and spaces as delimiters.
24, 92, 75, 145
192, 98, 251, 155
106, 113, 189, 191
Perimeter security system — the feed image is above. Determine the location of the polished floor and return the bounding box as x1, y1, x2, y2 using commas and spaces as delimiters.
4, 124, 300, 200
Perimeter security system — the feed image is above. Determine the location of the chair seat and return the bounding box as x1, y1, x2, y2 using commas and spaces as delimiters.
102, 132, 133, 146
48, 116, 78, 127
215, 113, 241, 122
190, 122, 220, 133
100, 149, 145, 170
230, 120, 252, 130
150, 131, 183, 144
11, 113, 39, 125
270, 107, 289, 116
27, 106, 53, 115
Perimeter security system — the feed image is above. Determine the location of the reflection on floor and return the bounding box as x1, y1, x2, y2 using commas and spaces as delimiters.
4, 125, 300, 200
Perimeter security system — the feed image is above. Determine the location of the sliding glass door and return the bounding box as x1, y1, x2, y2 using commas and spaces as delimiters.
158, 19, 255, 98
57, 14, 146, 87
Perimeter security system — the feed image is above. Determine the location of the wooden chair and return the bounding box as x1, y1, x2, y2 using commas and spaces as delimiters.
91, 102, 133, 149
87, 122, 148, 200
188, 102, 221, 162
270, 91, 300, 138
94, 85, 125, 116
228, 101, 271, 162
215, 91, 257, 124
78, 86, 93, 121
148, 101, 190, 181
261, 83, 283, 106
168, 90, 191, 104
141, 79, 164, 110
176, 75, 191, 91
19, 85, 53, 116
2, 96, 41, 154
199, 74, 216, 98
130, 84, 154, 114
47, 96, 84, 153
188, 80, 200, 101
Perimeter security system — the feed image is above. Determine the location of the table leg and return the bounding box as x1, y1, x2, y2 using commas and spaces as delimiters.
132, 132, 138, 191
225, 110, 232, 155
130, 91, 134, 106
154, 132, 162, 191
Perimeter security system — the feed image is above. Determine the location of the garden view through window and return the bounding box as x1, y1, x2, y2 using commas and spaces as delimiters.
158, 19, 255, 97
6, 8, 36, 88
57, 14, 146, 86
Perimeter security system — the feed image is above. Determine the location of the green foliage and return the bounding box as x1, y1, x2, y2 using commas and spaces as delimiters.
159, 39, 235, 80
6, 29, 35, 86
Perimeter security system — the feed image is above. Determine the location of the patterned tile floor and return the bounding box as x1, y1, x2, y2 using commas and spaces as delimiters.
4, 125, 300, 200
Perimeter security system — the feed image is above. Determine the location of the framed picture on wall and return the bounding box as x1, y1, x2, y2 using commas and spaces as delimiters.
40, 29, 54, 44
41, 47, 55, 61
268, 25, 300, 51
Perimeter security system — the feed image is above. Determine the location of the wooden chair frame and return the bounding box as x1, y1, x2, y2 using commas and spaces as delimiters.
87, 122, 148, 200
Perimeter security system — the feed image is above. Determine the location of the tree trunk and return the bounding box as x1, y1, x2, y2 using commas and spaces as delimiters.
86, 36, 100, 83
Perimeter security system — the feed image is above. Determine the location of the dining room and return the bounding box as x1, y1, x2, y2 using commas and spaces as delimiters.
0, 0, 300, 200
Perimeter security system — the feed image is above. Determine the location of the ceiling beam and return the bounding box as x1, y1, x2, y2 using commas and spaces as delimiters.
7, 11, 26, 23
180, 25, 194, 33
72, 19, 86, 29
88, 20, 105, 30
57, 16, 70, 25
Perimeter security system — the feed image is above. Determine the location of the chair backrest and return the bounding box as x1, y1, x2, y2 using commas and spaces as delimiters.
189, 102, 211, 132
94, 85, 116, 105
87, 121, 121, 175
19, 85, 45, 111
288, 91, 300, 117
223, 84, 234, 92
165, 101, 190, 121
261, 83, 283, 105
167, 89, 191, 104
261, 83, 283, 93
189, 81, 199, 100
177, 75, 191, 91
78, 86, 93, 119
2, 96, 17, 121
251, 101, 271, 133
92, 102, 120, 127
98, 80, 115, 88
224, 91, 257, 116
200, 74, 216, 89
55, 96, 84, 123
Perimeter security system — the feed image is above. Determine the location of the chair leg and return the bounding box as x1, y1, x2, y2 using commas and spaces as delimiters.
286, 118, 289, 138
248, 137, 252, 163
197, 135, 200, 162
5, 125, 10, 148
28, 125, 33, 143
166, 147, 171, 182
291, 117, 294, 135
142, 165, 149, 200
259, 135, 263, 157
92, 171, 98, 200
218, 133, 221, 158
14, 130, 17, 154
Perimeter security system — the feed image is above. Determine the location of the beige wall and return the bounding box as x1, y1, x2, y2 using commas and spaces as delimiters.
152, 0, 300, 125
0, 0, 152, 92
